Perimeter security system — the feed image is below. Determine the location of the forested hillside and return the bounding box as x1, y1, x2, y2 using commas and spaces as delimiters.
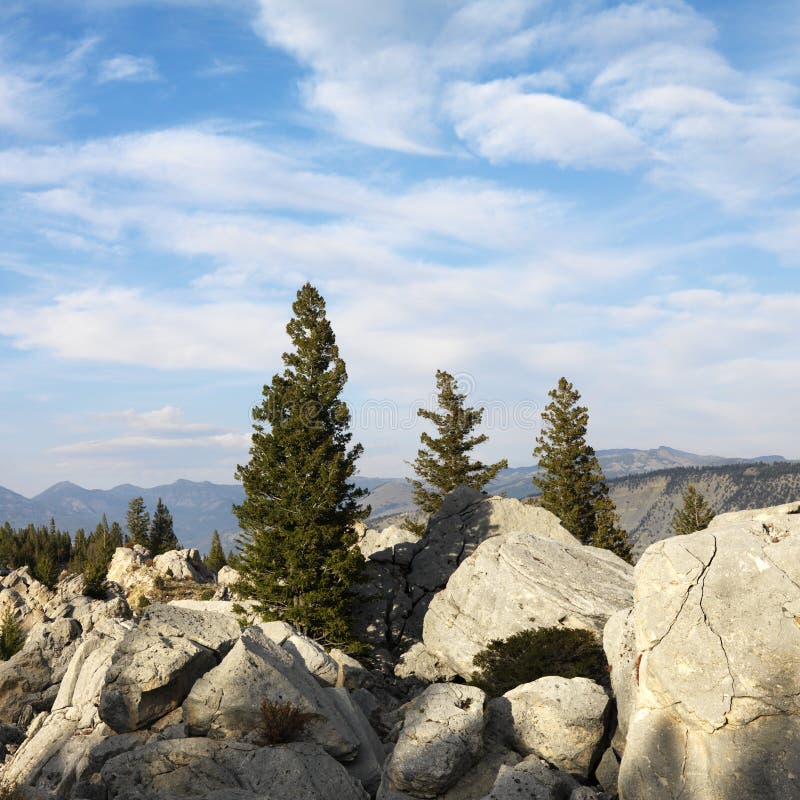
609, 461, 800, 554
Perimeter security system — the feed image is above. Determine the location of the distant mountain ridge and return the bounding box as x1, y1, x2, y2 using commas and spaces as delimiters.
0, 447, 788, 552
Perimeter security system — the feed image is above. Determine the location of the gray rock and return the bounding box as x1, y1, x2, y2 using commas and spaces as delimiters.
422, 532, 634, 679
359, 526, 419, 564
394, 642, 457, 683
491, 677, 609, 780
99, 738, 369, 799
259, 623, 340, 686
152, 549, 214, 583
0, 617, 82, 725
98, 604, 239, 732
595, 747, 619, 799
383, 683, 486, 797
182, 626, 360, 760
602, 608, 635, 755
216, 565, 241, 587
619, 503, 800, 800
480, 755, 579, 800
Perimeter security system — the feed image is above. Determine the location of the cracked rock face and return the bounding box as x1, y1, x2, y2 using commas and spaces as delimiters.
422, 531, 634, 679
619, 502, 800, 800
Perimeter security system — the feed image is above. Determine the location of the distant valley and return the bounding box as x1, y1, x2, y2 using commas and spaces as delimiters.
0, 446, 789, 553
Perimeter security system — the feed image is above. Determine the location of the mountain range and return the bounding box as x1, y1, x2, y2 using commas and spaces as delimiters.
0, 446, 787, 552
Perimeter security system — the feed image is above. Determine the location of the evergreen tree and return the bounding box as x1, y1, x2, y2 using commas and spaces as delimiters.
149, 498, 178, 555
410, 370, 508, 515
71, 528, 87, 573
0, 608, 25, 660
205, 530, 227, 573
34, 547, 60, 588
672, 484, 715, 536
126, 497, 150, 549
234, 283, 367, 644
533, 377, 631, 561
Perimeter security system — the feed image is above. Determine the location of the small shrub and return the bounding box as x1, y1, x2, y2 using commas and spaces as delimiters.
0, 608, 25, 661
471, 626, 609, 697
82, 560, 109, 600
153, 574, 166, 590
259, 699, 316, 745
165, 567, 174, 578
200, 588, 215, 601
137, 595, 151, 610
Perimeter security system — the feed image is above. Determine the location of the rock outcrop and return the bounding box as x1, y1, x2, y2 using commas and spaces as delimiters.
420, 531, 634, 679
619, 501, 800, 800
98, 604, 240, 732
152, 548, 214, 583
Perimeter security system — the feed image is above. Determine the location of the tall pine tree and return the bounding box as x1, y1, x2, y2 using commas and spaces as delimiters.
672, 484, 715, 536
126, 498, 150, 550
534, 377, 631, 562
149, 498, 178, 555
234, 283, 367, 644
410, 370, 508, 515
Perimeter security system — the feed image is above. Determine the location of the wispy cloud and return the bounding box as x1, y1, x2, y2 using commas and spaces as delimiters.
97, 54, 160, 83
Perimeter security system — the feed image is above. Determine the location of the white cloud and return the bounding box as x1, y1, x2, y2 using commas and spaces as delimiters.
97, 406, 215, 432
50, 432, 249, 454
446, 79, 644, 169
97, 54, 160, 83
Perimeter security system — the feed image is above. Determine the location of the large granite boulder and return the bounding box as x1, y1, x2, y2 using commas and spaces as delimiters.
99, 738, 369, 799
182, 626, 360, 761
260, 621, 340, 686
216, 564, 241, 587
490, 677, 610, 779
98, 604, 240, 732
421, 531, 634, 679
619, 502, 800, 800
106, 545, 155, 593
480, 755, 581, 799
358, 525, 419, 564
355, 487, 580, 653
382, 683, 486, 798
152, 548, 214, 583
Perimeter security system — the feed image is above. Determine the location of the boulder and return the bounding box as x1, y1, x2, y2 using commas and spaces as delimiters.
182, 626, 360, 760
153, 548, 214, 583
169, 598, 258, 624
595, 747, 620, 799
383, 683, 486, 798
98, 604, 239, 732
421, 531, 634, 679
480, 755, 580, 800
359, 525, 419, 564
619, 502, 800, 800
260, 622, 340, 686
216, 564, 241, 587
106, 545, 154, 592
395, 642, 457, 683
490, 676, 610, 779
100, 738, 369, 799
602, 608, 635, 754
0, 617, 82, 725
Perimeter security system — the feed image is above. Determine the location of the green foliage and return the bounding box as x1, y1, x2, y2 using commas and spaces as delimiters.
410, 370, 508, 515
149, 498, 179, 555
533, 377, 631, 562
234, 283, 368, 645
33, 548, 59, 589
672, 484, 715, 536
205, 530, 227, 573
200, 587, 215, 601
259, 699, 316, 745
126, 497, 151, 550
0, 608, 25, 661
153, 574, 166, 590
82, 558, 108, 599
137, 595, 150, 610
471, 626, 609, 697
0, 521, 71, 576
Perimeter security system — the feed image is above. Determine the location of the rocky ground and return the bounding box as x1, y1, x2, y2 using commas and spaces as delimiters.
1, 489, 799, 799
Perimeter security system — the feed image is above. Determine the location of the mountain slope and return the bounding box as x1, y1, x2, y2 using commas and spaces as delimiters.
608, 461, 800, 555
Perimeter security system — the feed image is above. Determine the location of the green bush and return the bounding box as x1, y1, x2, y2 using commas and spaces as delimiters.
200, 588, 215, 601
137, 595, 151, 610
471, 626, 609, 697
153, 574, 166, 590
0, 608, 25, 661
82, 560, 109, 599
259, 699, 316, 745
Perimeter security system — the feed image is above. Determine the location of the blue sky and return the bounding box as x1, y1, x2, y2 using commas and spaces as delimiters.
1, 0, 799, 496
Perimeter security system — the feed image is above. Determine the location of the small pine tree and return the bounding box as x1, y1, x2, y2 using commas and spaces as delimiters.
70, 529, 88, 573
149, 498, 178, 555
533, 377, 631, 560
234, 283, 368, 644
0, 608, 25, 660
409, 369, 508, 515
205, 531, 227, 573
672, 484, 715, 536
34, 548, 59, 589
126, 498, 150, 549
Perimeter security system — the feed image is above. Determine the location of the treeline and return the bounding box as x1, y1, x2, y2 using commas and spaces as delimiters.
0, 520, 72, 588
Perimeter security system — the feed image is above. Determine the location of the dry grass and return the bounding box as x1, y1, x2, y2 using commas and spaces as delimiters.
259, 699, 316, 745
